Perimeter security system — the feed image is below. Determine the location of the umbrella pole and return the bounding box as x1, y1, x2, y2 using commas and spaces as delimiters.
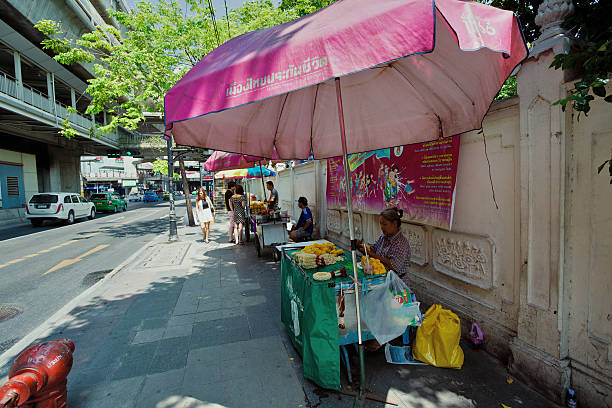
335, 77, 366, 402
259, 161, 267, 204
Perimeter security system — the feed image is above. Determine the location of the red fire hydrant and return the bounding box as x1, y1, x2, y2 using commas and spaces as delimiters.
0, 339, 74, 408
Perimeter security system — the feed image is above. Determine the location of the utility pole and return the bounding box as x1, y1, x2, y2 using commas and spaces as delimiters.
167, 136, 178, 241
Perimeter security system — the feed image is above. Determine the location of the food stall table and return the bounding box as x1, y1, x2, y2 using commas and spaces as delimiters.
280, 243, 419, 390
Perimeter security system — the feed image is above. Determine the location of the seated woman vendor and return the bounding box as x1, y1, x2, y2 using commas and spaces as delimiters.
357, 207, 411, 279
290, 197, 313, 241
357, 207, 411, 351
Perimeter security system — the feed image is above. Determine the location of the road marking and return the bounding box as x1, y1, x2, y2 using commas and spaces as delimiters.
0, 209, 165, 270
44, 244, 110, 275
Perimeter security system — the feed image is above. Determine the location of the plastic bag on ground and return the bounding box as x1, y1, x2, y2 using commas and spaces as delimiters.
412, 304, 464, 369
364, 271, 421, 345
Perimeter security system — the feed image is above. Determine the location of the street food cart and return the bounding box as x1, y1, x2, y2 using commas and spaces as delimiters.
252, 211, 290, 259
279, 241, 421, 390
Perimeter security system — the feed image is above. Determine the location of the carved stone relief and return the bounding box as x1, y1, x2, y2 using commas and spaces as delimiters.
341, 211, 362, 240
326, 209, 342, 234
432, 230, 495, 289
400, 223, 428, 265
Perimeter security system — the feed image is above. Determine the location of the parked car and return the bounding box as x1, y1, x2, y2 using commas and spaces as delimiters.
142, 191, 159, 202
90, 193, 127, 213
162, 192, 170, 201
26, 192, 96, 227
128, 193, 142, 202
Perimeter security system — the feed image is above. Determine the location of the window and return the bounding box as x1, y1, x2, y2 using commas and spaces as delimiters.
90, 194, 107, 200
71, 195, 80, 203
6, 176, 19, 197
79, 196, 88, 203
30, 194, 58, 203
64, 196, 71, 203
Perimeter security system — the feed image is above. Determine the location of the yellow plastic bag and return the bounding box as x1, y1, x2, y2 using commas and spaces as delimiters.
413, 304, 464, 369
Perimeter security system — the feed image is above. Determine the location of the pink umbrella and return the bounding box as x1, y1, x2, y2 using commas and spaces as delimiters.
204, 151, 266, 171
165, 0, 527, 397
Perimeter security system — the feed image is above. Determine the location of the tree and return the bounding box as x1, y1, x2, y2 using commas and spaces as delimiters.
34, 0, 298, 138
548, 0, 612, 183
279, 0, 335, 17
152, 159, 180, 180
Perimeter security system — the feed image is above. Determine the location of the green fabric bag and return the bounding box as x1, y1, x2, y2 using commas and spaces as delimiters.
281, 254, 341, 390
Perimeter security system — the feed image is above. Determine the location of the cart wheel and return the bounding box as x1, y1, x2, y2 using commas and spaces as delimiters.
255, 235, 262, 257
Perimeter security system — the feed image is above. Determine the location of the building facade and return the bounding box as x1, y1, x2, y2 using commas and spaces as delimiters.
0, 0, 137, 218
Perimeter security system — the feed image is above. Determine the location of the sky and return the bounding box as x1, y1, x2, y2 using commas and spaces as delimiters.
124, 0, 280, 18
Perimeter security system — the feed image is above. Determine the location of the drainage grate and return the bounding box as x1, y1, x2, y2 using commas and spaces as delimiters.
81, 270, 113, 287
0, 305, 23, 323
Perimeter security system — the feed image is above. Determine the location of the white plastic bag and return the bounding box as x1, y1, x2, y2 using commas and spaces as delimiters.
364, 271, 421, 345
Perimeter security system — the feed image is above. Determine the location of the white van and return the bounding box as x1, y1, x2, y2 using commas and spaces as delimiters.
26, 193, 96, 227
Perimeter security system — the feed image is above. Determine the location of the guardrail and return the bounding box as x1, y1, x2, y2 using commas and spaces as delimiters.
0, 71, 124, 145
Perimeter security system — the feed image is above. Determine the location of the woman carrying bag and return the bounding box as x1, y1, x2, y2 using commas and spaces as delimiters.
195, 188, 215, 243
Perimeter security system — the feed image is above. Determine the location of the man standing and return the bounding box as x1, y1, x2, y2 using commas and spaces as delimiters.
225, 181, 236, 243
266, 180, 279, 210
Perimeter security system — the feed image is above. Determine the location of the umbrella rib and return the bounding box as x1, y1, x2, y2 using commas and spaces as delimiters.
388, 64, 437, 114
310, 83, 320, 158
420, 54, 476, 107
272, 93, 289, 155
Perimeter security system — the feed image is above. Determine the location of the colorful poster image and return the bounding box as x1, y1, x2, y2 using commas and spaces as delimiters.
326, 136, 460, 230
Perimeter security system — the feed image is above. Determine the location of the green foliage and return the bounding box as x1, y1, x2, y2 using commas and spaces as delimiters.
495, 76, 517, 100
35, 0, 298, 138
548, 0, 612, 182
279, 0, 335, 18
152, 159, 180, 179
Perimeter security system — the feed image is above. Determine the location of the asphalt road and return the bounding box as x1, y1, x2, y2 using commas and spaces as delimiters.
0, 199, 187, 354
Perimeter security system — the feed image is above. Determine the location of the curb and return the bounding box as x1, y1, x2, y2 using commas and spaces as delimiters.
0, 229, 170, 373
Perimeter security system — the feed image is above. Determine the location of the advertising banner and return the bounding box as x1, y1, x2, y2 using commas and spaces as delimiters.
326, 136, 460, 230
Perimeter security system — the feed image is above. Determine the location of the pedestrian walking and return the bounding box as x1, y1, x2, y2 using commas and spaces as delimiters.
225, 181, 236, 243
195, 187, 215, 243
229, 185, 247, 245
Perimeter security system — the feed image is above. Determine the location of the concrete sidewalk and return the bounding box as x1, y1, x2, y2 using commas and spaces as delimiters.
0, 215, 560, 408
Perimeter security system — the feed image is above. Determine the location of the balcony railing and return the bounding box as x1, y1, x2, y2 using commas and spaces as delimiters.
0, 70, 121, 144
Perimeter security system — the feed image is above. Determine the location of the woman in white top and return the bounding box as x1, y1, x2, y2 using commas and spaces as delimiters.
195, 188, 215, 242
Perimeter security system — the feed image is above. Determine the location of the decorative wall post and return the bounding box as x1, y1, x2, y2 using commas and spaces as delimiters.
511, 0, 574, 404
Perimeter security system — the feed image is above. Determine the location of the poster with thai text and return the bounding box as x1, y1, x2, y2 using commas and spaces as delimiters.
326, 136, 460, 230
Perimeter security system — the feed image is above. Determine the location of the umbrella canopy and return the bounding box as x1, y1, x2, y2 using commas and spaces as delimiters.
166, 0, 527, 158
214, 167, 276, 179
204, 151, 266, 171
165, 0, 527, 397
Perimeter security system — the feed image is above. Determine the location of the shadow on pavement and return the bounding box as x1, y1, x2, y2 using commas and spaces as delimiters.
0, 224, 560, 408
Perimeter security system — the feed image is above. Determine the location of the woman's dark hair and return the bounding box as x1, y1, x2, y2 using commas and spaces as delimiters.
266, 181, 274, 187
380, 207, 403, 227
298, 197, 308, 206
235, 185, 244, 195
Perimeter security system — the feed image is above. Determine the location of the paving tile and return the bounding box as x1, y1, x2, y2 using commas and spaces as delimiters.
134, 387, 183, 408
149, 336, 191, 374
192, 308, 246, 323
164, 324, 194, 339
167, 314, 196, 327
182, 378, 233, 406
68, 366, 112, 389
132, 328, 165, 344
141, 317, 170, 330
71, 376, 145, 408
